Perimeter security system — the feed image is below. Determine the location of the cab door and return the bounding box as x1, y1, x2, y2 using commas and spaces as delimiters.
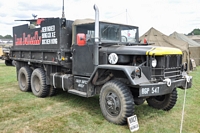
72, 34, 94, 76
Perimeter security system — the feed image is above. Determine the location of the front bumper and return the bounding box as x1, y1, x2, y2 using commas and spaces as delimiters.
139, 77, 192, 97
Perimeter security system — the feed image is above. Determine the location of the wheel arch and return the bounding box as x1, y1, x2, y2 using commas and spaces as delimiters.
88, 65, 147, 86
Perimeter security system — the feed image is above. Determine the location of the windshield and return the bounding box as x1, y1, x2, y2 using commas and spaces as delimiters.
75, 22, 139, 44
100, 23, 138, 43
100, 24, 120, 42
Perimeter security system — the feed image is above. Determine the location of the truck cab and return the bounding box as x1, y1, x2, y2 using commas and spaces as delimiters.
72, 19, 139, 76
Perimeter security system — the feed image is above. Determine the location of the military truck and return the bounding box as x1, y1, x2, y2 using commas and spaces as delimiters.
10, 5, 192, 125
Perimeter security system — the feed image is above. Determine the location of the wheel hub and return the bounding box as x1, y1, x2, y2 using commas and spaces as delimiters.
20, 73, 26, 88
105, 92, 121, 116
33, 76, 40, 92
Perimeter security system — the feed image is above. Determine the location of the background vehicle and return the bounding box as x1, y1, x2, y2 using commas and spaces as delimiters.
10, 4, 192, 125
0, 47, 3, 59
0, 45, 13, 66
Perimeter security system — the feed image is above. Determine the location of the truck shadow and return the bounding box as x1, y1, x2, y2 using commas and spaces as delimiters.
50, 89, 167, 120
49, 89, 101, 115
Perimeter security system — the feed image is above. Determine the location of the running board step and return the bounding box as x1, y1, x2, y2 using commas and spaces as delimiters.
68, 90, 87, 97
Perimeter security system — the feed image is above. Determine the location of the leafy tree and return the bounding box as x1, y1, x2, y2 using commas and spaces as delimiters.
0, 35, 3, 39
188, 29, 200, 35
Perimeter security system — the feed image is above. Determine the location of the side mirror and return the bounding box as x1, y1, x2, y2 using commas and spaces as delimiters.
77, 33, 86, 46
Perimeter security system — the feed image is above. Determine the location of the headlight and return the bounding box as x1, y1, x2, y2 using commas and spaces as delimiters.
108, 53, 118, 64
152, 58, 157, 67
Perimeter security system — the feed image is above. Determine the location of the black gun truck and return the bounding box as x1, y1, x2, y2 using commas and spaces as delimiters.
10, 5, 192, 125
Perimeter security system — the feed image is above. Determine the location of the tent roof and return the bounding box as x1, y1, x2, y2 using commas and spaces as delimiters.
140, 27, 189, 54
170, 32, 200, 47
187, 35, 200, 40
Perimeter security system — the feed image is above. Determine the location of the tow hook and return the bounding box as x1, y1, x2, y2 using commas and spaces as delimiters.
184, 75, 192, 83
163, 78, 171, 87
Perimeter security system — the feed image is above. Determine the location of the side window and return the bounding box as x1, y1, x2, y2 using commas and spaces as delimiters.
76, 24, 95, 43
77, 26, 87, 34
87, 30, 95, 38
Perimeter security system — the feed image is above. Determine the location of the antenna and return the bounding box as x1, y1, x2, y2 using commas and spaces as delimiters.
62, 0, 65, 18
126, 9, 128, 24
32, 14, 37, 19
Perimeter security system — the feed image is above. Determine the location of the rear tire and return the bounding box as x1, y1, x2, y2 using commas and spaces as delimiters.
99, 80, 134, 125
31, 68, 49, 97
146, 88, 178, 111
48, 86, 56, 96
18, 66, 32, 92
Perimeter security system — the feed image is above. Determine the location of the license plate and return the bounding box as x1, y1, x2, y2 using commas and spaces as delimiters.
141, 86, 160, 95
127, 115, 139, 132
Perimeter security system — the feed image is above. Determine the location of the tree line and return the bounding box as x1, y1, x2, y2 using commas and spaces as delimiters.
0, 35, 13, 39
188, 29, 200, 35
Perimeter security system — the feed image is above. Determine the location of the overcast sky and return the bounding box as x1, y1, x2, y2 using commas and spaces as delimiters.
0, 0, 199, 36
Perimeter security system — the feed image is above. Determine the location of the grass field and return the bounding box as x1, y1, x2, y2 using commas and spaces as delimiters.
0, 62, 199, 133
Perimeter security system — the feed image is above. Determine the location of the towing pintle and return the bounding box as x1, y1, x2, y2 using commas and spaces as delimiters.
93, 4, 99, 67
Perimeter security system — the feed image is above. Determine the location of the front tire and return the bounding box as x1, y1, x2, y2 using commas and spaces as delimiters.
146, 88, 178, 111
18, 66, 32, 92
31, 68, 49, 97
99, 80, 134, 125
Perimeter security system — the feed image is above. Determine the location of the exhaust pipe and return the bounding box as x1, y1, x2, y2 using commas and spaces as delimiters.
93, 4, 99, 67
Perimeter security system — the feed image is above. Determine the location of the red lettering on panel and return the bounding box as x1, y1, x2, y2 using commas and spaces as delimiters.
15, 31, 41, 46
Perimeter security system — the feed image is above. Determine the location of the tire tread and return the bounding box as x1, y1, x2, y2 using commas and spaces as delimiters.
31, 68, 49, 97
18, 66, 32, 92
147, 88, 178, 111
100, 79, 134, 125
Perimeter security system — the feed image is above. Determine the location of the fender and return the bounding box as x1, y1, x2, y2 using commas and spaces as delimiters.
88, 65, 149, 86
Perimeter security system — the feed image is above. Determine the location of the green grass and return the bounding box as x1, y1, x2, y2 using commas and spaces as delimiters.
0, 63, 200, 133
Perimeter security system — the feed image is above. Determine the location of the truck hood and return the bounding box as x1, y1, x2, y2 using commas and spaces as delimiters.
100, 45, 182, 55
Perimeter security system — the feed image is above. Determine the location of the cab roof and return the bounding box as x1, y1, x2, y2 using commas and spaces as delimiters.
72, 18, 138, 28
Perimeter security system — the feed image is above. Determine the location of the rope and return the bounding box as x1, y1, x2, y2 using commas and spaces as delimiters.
106, 11, 126, 20
179, 79, 188, 133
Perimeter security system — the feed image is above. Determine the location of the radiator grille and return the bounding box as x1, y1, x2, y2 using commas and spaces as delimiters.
151, 55, 182, 80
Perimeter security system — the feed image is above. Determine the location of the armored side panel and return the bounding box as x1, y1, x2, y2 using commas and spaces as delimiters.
11, 18, 73, 68
72, 44, 95, 76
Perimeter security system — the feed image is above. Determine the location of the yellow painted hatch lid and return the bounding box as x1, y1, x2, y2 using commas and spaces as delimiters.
146, 46, 182, 56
